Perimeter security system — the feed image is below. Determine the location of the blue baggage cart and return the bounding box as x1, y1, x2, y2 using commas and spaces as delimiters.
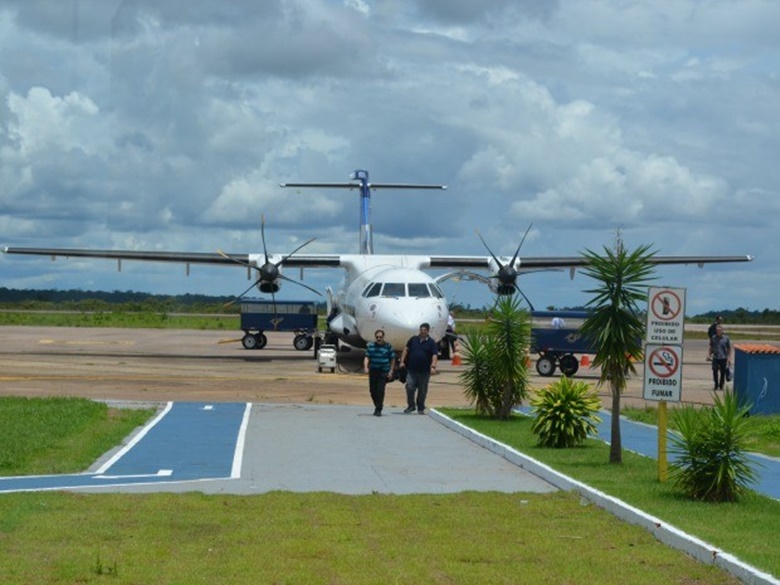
530, 311, 595, 377
240, 299, 318, 350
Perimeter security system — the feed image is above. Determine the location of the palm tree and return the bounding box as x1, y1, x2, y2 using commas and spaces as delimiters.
460, 294, 531, 419
579, 239, 656, 464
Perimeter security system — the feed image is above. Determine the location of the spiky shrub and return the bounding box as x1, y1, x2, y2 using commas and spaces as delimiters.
530, 376, 602, 448
459, 295, 531, 419
459, 329, 501, 417
669, 390, 758, 502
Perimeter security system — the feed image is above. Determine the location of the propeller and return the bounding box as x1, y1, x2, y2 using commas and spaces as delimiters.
219, 216, 322, 323
477, 223, 535, 308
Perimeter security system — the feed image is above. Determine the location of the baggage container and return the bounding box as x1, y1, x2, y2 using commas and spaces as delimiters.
240, 299, 318, 350
530, 311, 594, 377
733, 344, 780, 415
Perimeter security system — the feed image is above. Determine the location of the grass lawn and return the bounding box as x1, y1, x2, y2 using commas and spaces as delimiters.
440, 409, 780, 579
0, 491, 745, 585
0, 397, 770, 584
0, 397, 154, 476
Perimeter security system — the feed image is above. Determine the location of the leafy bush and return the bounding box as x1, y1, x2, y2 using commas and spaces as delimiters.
530, 376, 602, 448
669, 390, 758, 502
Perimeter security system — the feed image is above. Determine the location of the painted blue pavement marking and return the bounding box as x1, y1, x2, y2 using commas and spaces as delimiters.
0, 402, 251, 493
99, 402, 249, 480
518, 406, 780, 501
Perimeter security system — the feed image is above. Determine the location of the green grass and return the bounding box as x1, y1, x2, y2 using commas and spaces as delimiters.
0, 491, 743, 584
0, 397, 154, 476
0, 311, 240, 329
440, 409, 780, 578
0, 398, 754, 584
622, 406, 780, 457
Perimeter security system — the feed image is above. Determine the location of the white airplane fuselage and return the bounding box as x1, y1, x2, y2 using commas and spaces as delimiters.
335, 265, 448, 350
256, 253, 450, 350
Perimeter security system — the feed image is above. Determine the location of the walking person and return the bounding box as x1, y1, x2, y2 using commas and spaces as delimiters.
399, 322, 439, 414
363, 329, 395, 416
709, 323, 732, 390
706, 315, 723, 360
446, 311, 457, 356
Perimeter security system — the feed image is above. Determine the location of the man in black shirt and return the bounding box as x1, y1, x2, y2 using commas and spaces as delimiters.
399, 323, 439, 414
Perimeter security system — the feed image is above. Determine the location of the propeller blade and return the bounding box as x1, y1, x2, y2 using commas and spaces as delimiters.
277, 237, 316, 267
476, 230, 502, 267
223, 278, 263, 307
280, 274, 323, 297
260, 214, 270, 265
509, 223, 533, 267
217, 249, 252, 269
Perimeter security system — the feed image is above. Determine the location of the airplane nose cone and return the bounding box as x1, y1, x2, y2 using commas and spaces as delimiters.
380, 300, 447, 348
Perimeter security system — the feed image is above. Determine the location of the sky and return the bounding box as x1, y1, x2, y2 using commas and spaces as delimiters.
0, 0, 777, 314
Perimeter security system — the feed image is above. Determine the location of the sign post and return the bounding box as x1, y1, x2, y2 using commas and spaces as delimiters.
644, 287, 686, 482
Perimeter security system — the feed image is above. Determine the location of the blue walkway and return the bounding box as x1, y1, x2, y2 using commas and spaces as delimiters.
533, 408, 780, 501
0, 402, 250, 493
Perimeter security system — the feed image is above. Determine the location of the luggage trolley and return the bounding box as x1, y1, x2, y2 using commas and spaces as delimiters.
530, 311, 594, 377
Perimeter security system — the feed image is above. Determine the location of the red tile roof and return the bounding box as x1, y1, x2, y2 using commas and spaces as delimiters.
734, 344, 780, 355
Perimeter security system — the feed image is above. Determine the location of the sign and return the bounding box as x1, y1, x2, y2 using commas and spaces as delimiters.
646, 287, 686, 345
643, 344, 683, 402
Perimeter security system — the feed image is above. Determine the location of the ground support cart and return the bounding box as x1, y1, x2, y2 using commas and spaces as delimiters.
240, 299, 318, 351
530, 311, 595, 377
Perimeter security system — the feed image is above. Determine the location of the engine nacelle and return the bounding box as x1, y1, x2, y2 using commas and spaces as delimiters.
487, 257, 518, 296
259, 281, 281, 293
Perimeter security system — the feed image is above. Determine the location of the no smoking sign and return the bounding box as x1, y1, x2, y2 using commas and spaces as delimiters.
643, 344, 683, 402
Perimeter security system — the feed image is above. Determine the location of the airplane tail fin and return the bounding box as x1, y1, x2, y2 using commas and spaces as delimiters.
280, 169, 446, 255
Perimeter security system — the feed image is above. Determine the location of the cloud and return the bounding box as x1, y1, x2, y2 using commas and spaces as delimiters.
0, 0, 775, 311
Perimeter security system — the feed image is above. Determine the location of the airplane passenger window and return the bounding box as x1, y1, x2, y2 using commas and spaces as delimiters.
381, 283, 405, 297
364, 282, 382, 297
408, 283, 430, 297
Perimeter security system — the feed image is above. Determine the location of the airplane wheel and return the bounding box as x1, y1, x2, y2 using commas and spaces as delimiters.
559, 354, 579, 377
255, 333, 268, 350
536, 356, 556, 377
242, 333, 257, 350
293, 334, 312, 351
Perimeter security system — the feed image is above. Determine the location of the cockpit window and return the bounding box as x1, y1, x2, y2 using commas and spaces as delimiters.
381, 283, 405, 297
428, 283, 444, 298
408, 283, 430, 297
364, 282, 382, 297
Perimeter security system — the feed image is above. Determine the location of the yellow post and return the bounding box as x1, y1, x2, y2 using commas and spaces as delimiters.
658, 401, 668, 482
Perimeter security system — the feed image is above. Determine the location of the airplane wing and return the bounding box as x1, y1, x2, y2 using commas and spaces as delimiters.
3, 247, 753, 271
3, 246, 753, 300
427, 254, 755, 271
2, 247, 244, 265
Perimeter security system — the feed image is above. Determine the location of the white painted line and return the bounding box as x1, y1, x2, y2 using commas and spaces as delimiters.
94, 469, 173, 480
94, 402, 174, 475
231, 403, 253, 479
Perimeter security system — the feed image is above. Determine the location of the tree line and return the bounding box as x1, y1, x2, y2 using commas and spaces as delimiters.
2, 288, 779, 323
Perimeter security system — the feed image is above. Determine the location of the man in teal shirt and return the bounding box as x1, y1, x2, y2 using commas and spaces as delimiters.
363, 329, 395, 416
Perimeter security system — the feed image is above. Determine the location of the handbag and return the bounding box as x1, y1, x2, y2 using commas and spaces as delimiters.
726, 365, 733, 382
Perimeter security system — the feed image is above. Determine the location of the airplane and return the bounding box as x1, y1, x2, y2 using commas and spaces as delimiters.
3, 169, 754, 351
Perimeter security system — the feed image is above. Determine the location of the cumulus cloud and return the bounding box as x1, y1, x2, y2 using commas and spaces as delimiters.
0, 0, 776, 309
